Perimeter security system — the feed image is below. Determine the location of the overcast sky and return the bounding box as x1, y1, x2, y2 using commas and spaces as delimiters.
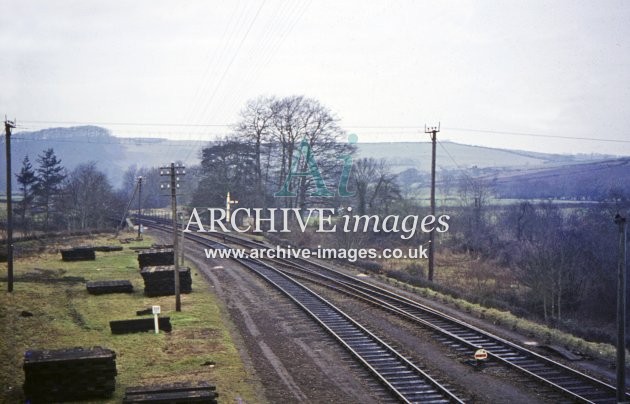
2, 0, 629, 156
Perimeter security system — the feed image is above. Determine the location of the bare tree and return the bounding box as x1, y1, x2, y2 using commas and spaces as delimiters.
269, 96, 348, 210
234, 96, 275, 207
456, 175, 494, 252
61, 162, 118, 230
125, 166, 165, 208
514, 203, 594, 322
229, 95, 351, 213
351, 158, 401, 215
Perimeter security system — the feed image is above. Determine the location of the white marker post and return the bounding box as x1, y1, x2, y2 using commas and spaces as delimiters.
226, 192, 238, 222
152, 305, 161, 334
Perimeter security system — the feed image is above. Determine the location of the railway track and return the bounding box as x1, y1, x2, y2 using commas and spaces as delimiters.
271, 257, 629, 403
141, 216, 630, 403
144, 220, 464, 403
237, 256, 463, 403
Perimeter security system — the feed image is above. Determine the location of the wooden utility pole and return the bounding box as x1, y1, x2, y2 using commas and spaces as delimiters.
5, 118, 16, 292
614, 213, 627, 403
136, 176, 143, 239
425, 123, 440, 282
160, 163, 185, 311
179, 210, 186, 266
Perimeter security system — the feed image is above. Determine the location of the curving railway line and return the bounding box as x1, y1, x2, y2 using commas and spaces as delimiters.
140, 216, 630, 403
144, 219, 463, 403
269, 256, 627, 404
238, 256, 463, 403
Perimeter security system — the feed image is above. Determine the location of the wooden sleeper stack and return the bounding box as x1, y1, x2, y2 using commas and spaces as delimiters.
140, 266, 192, 296
23, 346, 117, 403
137, 249, 174, 267
110, 317, 172, 334
123, 381, 218, 403
60, 247, 96, 261
86, 280, 134, 295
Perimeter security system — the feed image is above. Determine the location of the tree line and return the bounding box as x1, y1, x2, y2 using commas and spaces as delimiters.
444, 176, 629, 340
191, 95, 401, 219
188, 95, 628, 336
13, 148, 123, 234
8, 94, 627, 341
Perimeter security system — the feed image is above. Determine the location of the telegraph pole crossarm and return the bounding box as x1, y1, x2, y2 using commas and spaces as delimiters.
424, 123, 440, 282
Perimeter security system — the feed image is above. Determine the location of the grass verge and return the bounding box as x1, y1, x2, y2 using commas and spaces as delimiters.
0, 232, 259, 403
377, 274, 622, 362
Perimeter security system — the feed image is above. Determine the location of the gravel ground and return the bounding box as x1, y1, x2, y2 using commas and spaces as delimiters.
303, 280, 559, 403
160, 230, 626, 402
184, 248, 393, 403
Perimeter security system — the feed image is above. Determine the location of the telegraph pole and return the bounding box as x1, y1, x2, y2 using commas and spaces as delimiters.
615, 213, 627, 403
160, 163, 185, 311
136, 176, 143, 239
5, 118, 16, 292
179, 210, 186, 267
425, 123, 440, 282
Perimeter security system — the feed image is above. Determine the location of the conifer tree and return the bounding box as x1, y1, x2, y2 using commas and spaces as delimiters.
15, 155, 37, 233
35, 148, 66, 230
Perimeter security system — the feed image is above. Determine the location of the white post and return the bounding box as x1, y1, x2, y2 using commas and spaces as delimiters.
226, 192, 238, 222
152, 305, 161, 334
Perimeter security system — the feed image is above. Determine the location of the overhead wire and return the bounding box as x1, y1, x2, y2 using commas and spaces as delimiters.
15, 120, 630, 146
212, 0, 312, 122
179, 0, 312, 164
194, 0, 268, 125
180, 0, 269, 164
183, 1, 246, 124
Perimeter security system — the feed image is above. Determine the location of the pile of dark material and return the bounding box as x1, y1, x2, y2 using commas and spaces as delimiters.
123, 381, 218, 403
137, 249, 174, 267
93, 245, 124, 252
110, 317, 172, 334
23, 346, 117, 403
151, 243, 174, 249
140, 266, 192, 296
86, 280, 133, 295
60, 247, 95, 261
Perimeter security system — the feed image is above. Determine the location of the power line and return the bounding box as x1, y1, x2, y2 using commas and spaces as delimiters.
182, 0, 311, 163
195, 0, 268, 125
9, 136, 216, 146
12, 120, 630, 145
19, 120, 231, 128
443, 126, 630, 144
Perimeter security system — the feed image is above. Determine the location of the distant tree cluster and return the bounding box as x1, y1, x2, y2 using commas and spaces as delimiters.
191, 95, 401, 217
120, 165, 167, 211
14, 148, 122, 234
445, 175, 628, 335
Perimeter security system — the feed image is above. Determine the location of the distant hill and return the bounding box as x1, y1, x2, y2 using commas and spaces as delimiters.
492, 157, 630, 200
357, 141, 611, 173
0, 126, 208, 188
0, 126, 622, 199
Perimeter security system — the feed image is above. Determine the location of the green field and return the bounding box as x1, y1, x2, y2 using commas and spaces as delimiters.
0, 233, 259, 403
